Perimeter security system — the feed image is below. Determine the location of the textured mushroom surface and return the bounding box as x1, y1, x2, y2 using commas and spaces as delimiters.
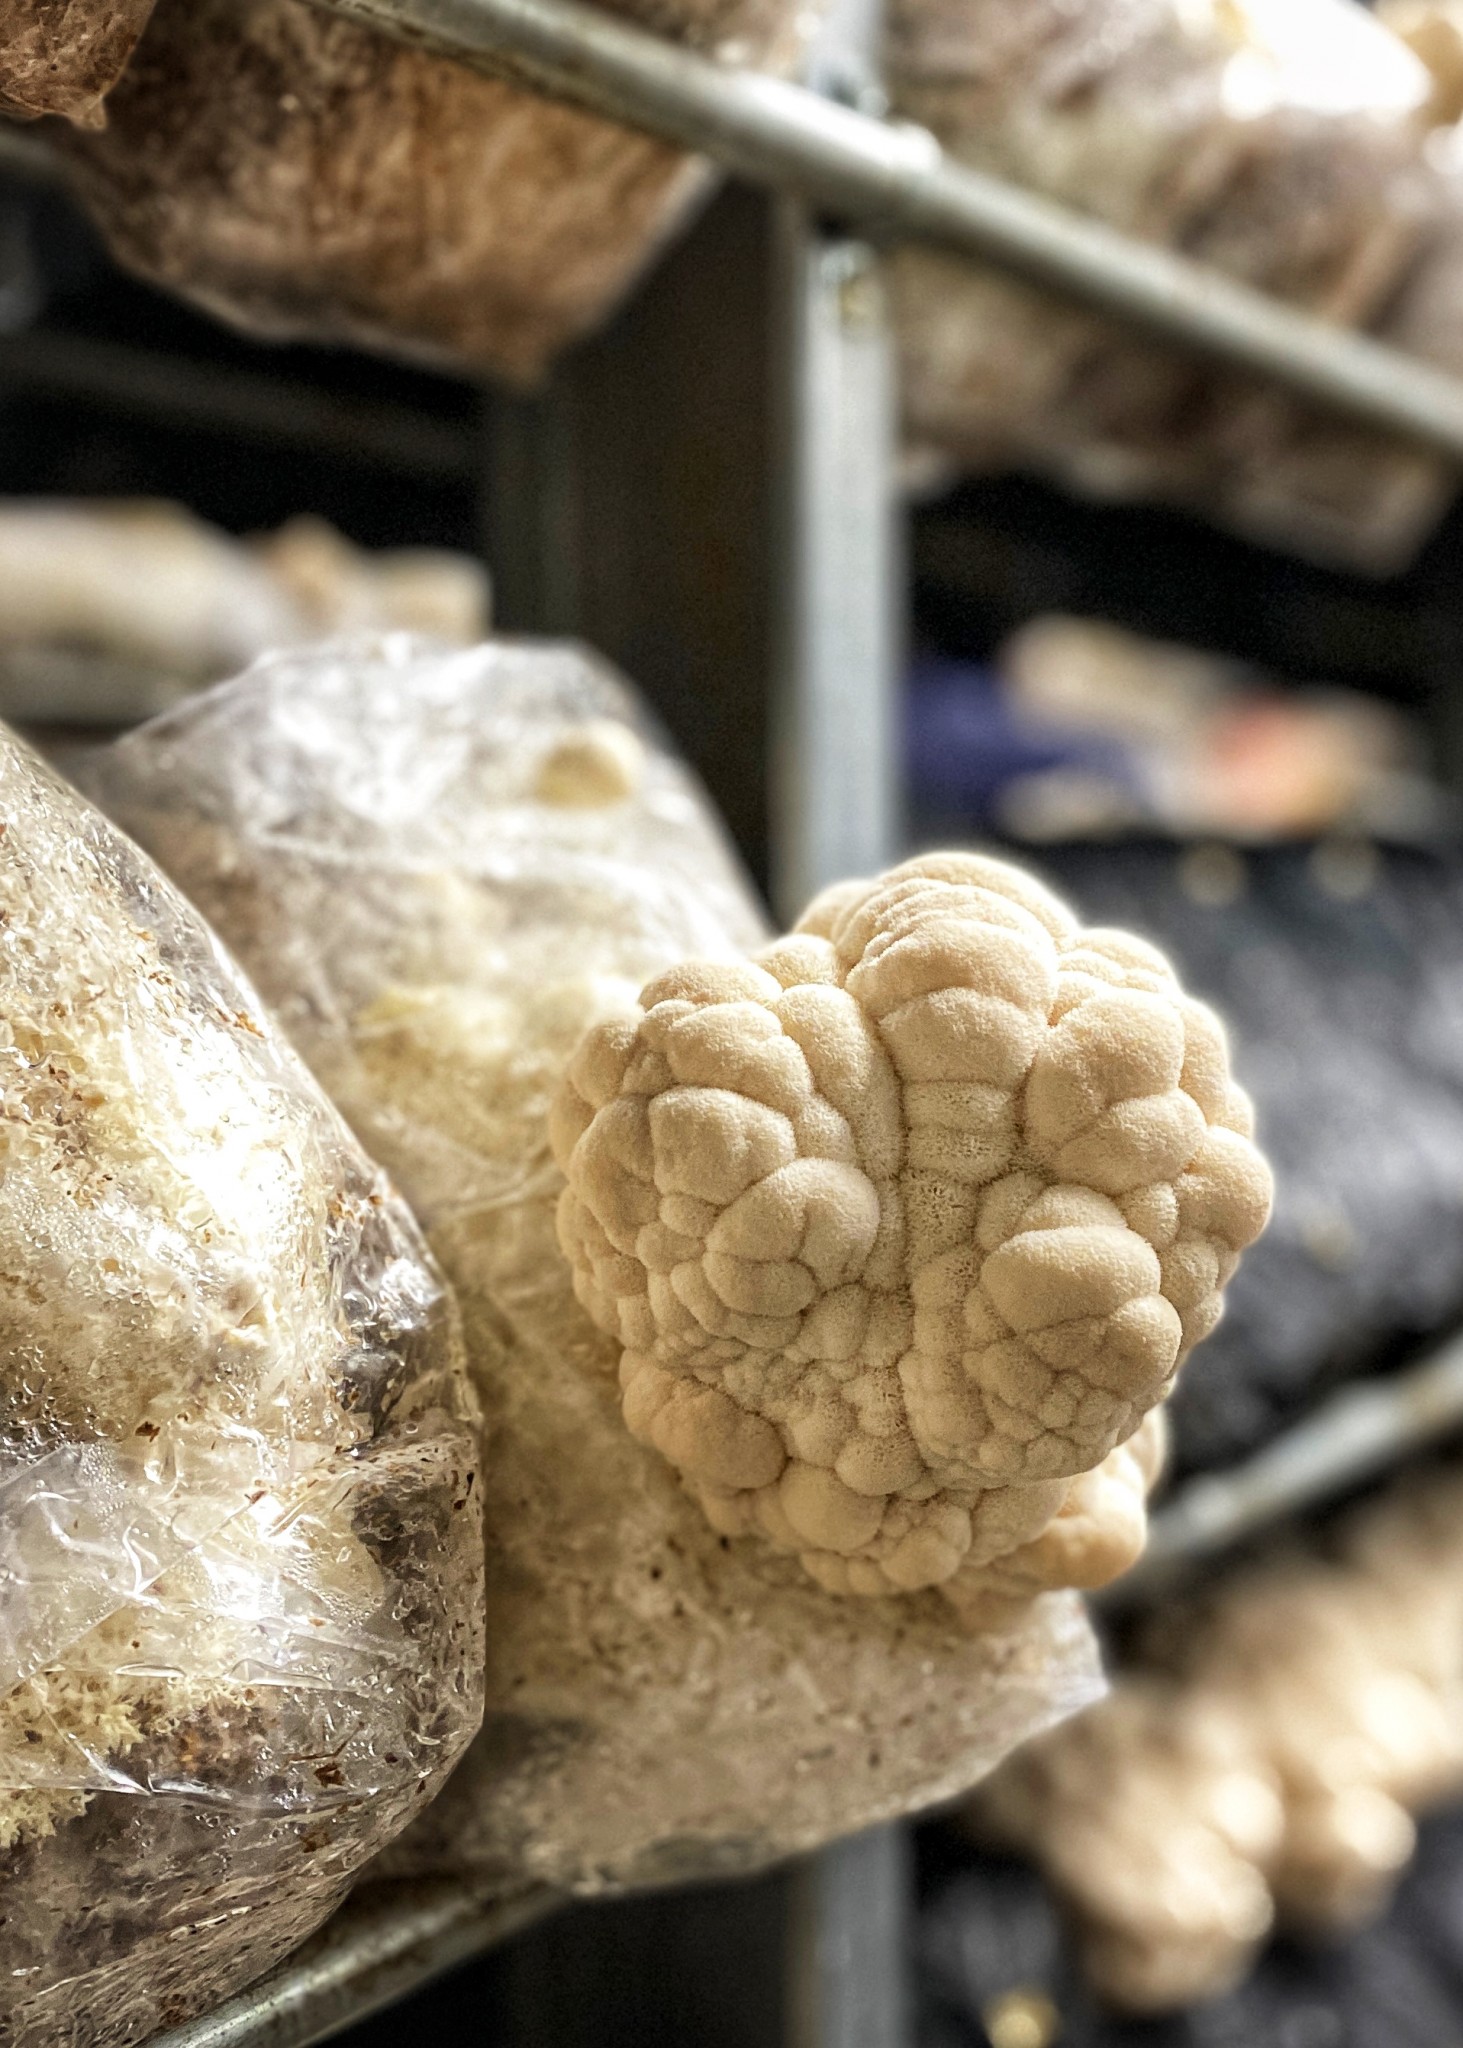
555, 853, 1271, 1611
91, 640, 1109, 1894
0, 0, 155, 124
973, 1465, 1463, 2012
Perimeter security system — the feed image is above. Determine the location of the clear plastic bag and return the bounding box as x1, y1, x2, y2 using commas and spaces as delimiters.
91, 635, 1104, 1893
0, 724, 483, 2046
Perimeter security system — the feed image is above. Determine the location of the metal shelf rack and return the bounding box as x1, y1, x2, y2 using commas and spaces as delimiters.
13, 1, 1463, 2043
144, 1885, 560, 2048
308, 0, 1463, 456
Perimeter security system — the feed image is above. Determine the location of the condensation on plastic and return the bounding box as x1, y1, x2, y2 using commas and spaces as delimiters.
90, 635, 1105, 1895
891, 0, 1454, 572
87, 634, 769, 1275
0, 725, 484, 2048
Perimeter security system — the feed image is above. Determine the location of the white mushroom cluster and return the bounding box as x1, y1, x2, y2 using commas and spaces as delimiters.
555, 853, 1271, 1612
975, 1465, 1463, 2010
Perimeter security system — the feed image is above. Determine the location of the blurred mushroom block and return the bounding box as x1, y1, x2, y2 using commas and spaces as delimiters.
0, 0, 155, 125
890, 0, 1463, 573
1380, 0, 1463, 125
57, 0, 808, 381
970, 1466, 1463, 2011
0, 499, 489, 723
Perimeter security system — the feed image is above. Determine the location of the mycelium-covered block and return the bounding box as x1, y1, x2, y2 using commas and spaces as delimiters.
0, 723, 482, 2047
890, 0, 1453, 573
0, 0, 155, 124
55, 0, 803, 382
90, 637, 1268, 1891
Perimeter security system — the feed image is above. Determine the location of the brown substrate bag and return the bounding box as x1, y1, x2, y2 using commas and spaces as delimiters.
0, 0, 155, 125
55, 0, 802, 381
89, 636, 1109, 1893
1169, 140, 1463, 575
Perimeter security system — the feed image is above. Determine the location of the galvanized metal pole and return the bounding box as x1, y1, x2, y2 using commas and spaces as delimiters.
1109, 1328, 1463, 1611
144, 1883, 557, 2048
788, 1825, 913, 2048
776, 3, 908, 2044
308, 0, 1463, 460
770, 206, 900, 920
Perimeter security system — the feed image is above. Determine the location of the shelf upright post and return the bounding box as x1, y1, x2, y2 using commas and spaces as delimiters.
770, 1, 900, 921
774, 5, 908, 2047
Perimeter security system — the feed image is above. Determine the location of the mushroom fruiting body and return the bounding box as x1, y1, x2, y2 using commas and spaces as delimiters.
89, 648, 1115, 1890
971, 1464, 1463, 2011
555, 853, 1271, 1613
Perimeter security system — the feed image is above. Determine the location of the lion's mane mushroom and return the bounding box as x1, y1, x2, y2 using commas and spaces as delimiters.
554, 853, 1270, 1613
969, 1463, 1463, 2012
87, 650, 1131, 1890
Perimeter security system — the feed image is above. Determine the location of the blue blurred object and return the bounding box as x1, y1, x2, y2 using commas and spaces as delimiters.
904, 655, 1140, 833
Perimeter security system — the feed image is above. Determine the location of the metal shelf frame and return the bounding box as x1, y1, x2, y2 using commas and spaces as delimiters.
305, 0, 1463, 459
1112, 1323, 1463, 1611
13, 0, 1463, 2041
146, 1886, 559, 2048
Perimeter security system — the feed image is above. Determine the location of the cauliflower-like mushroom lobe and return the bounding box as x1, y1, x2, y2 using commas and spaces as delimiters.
971, 1464, 1463, 2010
552, 854, 1270, 1604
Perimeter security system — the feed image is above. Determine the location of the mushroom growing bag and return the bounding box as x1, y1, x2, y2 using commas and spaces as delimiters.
0, 1, 156, 125
0, 726, 483, 2047
91, 636, 1107, 1891
56, 0, 806, 383
892, 0, 1456, 571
